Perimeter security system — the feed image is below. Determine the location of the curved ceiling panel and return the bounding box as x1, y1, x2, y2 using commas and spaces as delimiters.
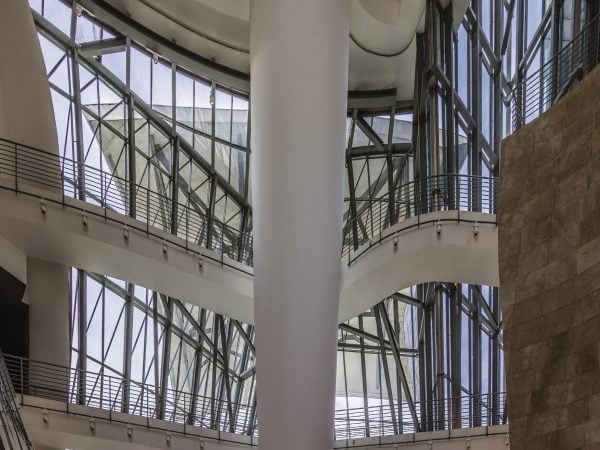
350, 0, 426, 56
85, 0, 470, 96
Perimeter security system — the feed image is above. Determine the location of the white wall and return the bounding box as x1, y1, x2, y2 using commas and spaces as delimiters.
0, 0, 58, 151
25, 258, 70, 367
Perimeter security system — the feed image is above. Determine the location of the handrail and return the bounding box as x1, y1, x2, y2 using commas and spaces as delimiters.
342, 174, 498, 264
0, 351, 34, 449
4, 354, 506, 439
0, 137, 498, 272
512, 14, 600, 130
0, 137, 254, 273
333, 392, 507, 440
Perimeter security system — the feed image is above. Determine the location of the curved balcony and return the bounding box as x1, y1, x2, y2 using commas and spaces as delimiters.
0, 138, 499, 323
342, 174, 497, 265
0, 137, 496, 267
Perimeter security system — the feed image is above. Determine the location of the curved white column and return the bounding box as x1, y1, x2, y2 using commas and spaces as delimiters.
0, 0, 58, 151
250, 1, 349, 449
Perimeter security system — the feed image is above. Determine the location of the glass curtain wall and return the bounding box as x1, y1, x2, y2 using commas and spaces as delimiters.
32, 0, 251, 256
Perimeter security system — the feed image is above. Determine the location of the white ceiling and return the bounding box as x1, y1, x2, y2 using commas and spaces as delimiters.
94, 0, 469, 100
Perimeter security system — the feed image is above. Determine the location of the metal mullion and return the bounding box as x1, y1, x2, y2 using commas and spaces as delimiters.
232, 325, 252, 430
490, 288, 501, 425
443, 5, 457, 208
158, 298, 173, 419
357, 315, 370, 437
492, 0, 503, 174
99, 279, 106, 407
209, 314, 220, 429
346, 110, 360, 251
340, 331, 351, 439
122, 283, 134, 413
140, 289, 149, 414
77, 270, 87, 405
393, 298, 404, 433
372, 304, 397, 435
423, 285, 434, 431
384, 108, 396, 225
412, 29, 429, 211
433, 286, 445, 430
471, 288, 482, 427
219, 316, 236, 432
70, 44, 86, 200
187, 324, 206, 425
501, 0, 517, 57
377, 302, 419, 430
450, 284, 462, 429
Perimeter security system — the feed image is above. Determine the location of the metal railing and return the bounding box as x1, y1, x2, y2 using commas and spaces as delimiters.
0, 137, 254, 270
342, 174, 498, 265
0, 137, 498, 270
512, 14, 600, 130
334, 393, 507, 440
4, 354, 256, 436
5, 354, 505, 440
0, 352, 34, 449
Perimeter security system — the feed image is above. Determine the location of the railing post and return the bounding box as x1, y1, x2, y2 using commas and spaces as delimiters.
221, 220, 225, 264
379, 199, 382, 245
19, 357, 24, 403
146, 187, 150, 236
14, 143, 17, 192
109, 375, 112, 412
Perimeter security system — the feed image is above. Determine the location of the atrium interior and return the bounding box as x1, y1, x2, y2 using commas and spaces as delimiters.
0, 0, 598, 449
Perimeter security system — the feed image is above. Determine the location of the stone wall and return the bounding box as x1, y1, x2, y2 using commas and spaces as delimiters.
500, 65, 600, 450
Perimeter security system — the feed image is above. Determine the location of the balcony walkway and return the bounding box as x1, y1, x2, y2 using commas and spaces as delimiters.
5, 355, 508, 449
0, 138, 499, 323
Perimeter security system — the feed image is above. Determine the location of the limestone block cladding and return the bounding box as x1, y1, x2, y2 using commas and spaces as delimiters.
500, 65, 600, 450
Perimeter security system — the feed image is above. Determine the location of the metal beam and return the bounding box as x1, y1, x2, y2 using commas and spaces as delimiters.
79, 36, 127, 56
376, 303, 419, 429
348, 142, 411, 159
373, 304, 398, 435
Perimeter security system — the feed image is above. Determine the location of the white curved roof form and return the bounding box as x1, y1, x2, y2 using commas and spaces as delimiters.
78, 0, 469, 99
0, 182, 498, 325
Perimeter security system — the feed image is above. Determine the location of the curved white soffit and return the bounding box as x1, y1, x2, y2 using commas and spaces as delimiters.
0, 184, 498, 325
348, 39, 416, 99
347, 0, 421, 98
99, 0, 250, 72
339, 211, 499, 323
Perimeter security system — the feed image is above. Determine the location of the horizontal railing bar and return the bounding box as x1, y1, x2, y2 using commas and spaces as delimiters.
5, 353, 505, 440
1, 136, 497, 272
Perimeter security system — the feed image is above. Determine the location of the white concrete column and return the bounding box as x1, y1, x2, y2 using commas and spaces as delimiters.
250, 1, 349, 449
0, 0, 58, 150
0, 0, 62, 191
25, 258, 70, 450
26, 258, 70, 367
